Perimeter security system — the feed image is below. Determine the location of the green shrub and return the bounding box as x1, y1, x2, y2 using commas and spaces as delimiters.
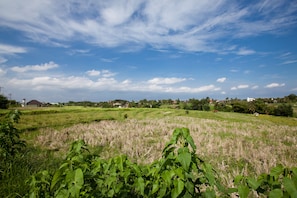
0, 94, 9, 109
27, 128, 223, 197
0, 110, 26, 160
273, 104, 293, 117
234, 164, 297, 197
27, 127, 297, 197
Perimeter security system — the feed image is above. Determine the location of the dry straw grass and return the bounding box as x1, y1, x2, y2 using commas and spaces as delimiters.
35, 115, 297, 187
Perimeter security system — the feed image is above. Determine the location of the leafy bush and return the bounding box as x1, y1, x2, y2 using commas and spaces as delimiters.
234, 164, 297, 197
0, 109, 27, 191
0, 94, 9, 109
273, 104, 293, 117
0, 110, 26, 160
27, 128, 223, 197
27, 127, 297, 197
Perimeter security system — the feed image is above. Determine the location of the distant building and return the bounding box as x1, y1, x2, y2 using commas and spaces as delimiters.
27, 100, 43, 107
21, 98, 26, 107
247, 97, 255, 102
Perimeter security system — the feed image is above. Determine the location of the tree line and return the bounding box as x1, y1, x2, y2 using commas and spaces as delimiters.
1, 94, 296, 117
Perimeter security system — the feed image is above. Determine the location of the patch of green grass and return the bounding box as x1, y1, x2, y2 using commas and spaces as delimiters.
257, 114, 297, 126
0, 146, 63, 197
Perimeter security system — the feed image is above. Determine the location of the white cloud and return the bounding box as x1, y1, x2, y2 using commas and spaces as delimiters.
11, 61, 58, 72
281, 60, 297, 65
0, 43, 27, 55
0, 1, 295, 53
161, 85, 219, 93
216, 77, 226, 83
265, 83, 285, 88
0, 68, 6, 76
147, 77, 186, 85
100, 57, 118, 63
238, 84, 249, 89
86, 70, 100, 76
86, 69, 116, 77
236, 47, 256, 55
101, 70, 116, 77
251, 85, 259, 89
7, 71, 221, 95
0, 57, 7, 64
68, 49, 90, 56
231, 84, 249, 90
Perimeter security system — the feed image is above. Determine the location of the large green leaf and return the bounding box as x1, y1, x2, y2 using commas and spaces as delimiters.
55, 189, 69, 198
51, 169, 63, 191
237, 185, 250, 198
66, 168, 84, 198
171, 179, 184, 198
161, 170, 175, 185
283, 177, 297, 197
269, 189, 283, 198
177, 147, 191, 171
204, 188, 216, 198
135, 177, 145, 196
152, 181, 159, 194
184, 181, 194, 195
270, 164, 284, 179
204, 163, 216, 186
233, 175, 244, 185
247, 177, 261, 190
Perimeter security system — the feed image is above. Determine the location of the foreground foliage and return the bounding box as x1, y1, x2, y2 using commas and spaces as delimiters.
0, 110, 26, 160
234, 164, 297, 198
28, 128, 222, 197
28, 128, 297, 197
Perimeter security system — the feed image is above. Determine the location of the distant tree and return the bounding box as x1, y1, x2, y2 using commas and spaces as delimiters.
188, 98, 200, 110
252, 99, 268, 114
0, 94, 9, 109
98, 102, 112, 108
232, 101, 249, 113
202, 104, 210, 111
129, 101, 137, 108
8, 99, 19, 108
286, 94, 297, 102
273, 104, 293, 117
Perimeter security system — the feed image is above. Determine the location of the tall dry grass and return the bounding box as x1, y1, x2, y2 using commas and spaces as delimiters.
35, 115, 297, 187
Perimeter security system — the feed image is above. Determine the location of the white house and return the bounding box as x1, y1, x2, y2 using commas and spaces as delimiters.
247, 97, 255, 102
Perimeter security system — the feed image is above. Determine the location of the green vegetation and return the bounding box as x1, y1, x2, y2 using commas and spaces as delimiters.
28, 128, 223, 197
0, 107, 296, 197
0, 94, 9, 109
26, 128, 297, 197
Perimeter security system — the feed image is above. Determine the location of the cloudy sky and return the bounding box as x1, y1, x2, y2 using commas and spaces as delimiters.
0, 0, 297, 102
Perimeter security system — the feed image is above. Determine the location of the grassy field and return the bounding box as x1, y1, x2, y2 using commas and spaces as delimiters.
1, 106, 297, 196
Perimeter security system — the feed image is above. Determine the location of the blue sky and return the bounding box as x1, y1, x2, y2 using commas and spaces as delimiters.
0, 0, 297, 102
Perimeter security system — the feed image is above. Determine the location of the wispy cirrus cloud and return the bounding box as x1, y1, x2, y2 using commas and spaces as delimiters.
281, 60, 297, 65
0, 43, 27, 55
0, 57, 7, 64
236, 47, 256, 55
0, 1, 296, 53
